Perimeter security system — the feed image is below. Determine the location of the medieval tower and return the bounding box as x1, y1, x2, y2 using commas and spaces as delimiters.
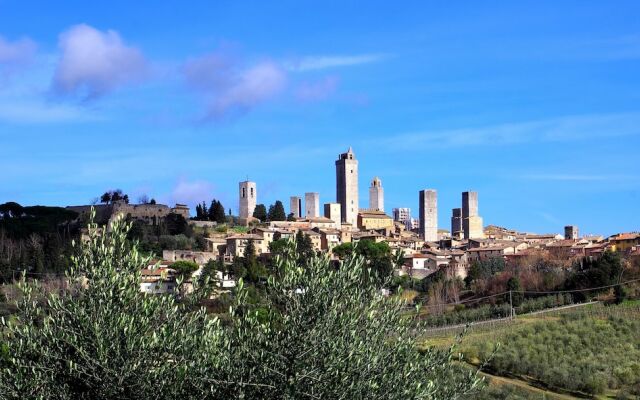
335, 147, 359, 226
419, 189, 438, 242
238, 180, 256, 221
462, 191, 484, 239
368, 176, 384, 212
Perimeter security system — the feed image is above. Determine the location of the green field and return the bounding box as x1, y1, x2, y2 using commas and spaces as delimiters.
423, 301, 640, 399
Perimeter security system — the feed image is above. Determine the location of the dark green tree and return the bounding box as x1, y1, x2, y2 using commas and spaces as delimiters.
269, 201, 286, 221
253, 204, 268, 222
213, 200, 226, 224
208, 200, 216, 221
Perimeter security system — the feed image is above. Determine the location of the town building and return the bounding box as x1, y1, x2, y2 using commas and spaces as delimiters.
368, 176, 384, 211
226, 234, 264, 258
419, 189, 438, 242
392, 207, 412, 229
335, 147, 359, 226
357, 210, 394, 231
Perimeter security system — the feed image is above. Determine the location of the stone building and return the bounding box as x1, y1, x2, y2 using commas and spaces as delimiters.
239, 181, 257, 224
324, 202, 341, 229
462, 191, 484, 239
335, 147, 359, 226
68, 201, 190, 226
368, 176, 384, 212
564, 225, 579, 240
357, 210, 394, 231
290, 196, 302, 218
226, 234, 264, 258
451, 208, 463, 239
419, 189, 438, 242
305, 192, 320, 218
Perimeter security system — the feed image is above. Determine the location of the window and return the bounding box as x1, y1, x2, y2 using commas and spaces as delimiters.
251, 188, 254, 197
242, 187, 246, 197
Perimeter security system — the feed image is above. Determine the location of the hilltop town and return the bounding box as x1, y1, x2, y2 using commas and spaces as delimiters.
36, 146, 637, 294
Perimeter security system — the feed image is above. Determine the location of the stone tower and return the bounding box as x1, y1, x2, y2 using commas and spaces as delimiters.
239, 181, 256, 221
324, 203, 341, 229
368, 176, 384, 212
564, 225, 579, 240
451, 208, 463, 239
305, 192, 320, 218
335, 147, 359, 226
419, 189, 438, 242
290, 196, 302, 218
462, 191, 484, 239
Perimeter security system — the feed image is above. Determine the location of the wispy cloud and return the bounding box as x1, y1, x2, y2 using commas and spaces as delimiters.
377, 112, 640, 150
169, 178, 215, 207
0, 35, 36, 66
520, 173, 640, 182
295, 76, 339, 102
183, 51, 286, 119
0, 101, 100, 124
285, 54, 387, 72
52, 24, 148, 100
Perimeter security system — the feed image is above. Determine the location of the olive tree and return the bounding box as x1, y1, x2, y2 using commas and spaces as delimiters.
1, 212, 481, 399
0, 213, 223, 399
203, 239, 482, 399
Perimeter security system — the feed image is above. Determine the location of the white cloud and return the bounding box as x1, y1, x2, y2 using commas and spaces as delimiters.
285, 54, 386, 71
378, 112, 640, 150
183, 53, 286, 119
0, 101, 100, 124
52, 24, 147, 99
295, 76, 339, 101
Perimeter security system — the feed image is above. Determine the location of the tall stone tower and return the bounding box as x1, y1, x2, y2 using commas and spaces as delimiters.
335, 147, 359, 226
462, 191, 484, 239
368, 176, 384, 212
239, 181, 256, 221
451, 208, 463, 239
305, 192, 320, 218
419, 189, 438, 242
290, 196, 302, 218
564, 225, 579, 240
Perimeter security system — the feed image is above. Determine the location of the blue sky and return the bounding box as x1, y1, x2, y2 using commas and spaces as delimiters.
0, 1, 638, 236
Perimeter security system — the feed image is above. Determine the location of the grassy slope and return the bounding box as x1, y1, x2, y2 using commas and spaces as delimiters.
422, 301, 640, 399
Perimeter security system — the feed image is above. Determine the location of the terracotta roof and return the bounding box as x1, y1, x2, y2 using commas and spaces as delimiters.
610, 233, 640, 241
545, 240, 577, 248
227, 234, 263, 240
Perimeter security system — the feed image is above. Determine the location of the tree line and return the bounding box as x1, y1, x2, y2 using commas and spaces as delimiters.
194, 199, 227, 223
253, 200, 289, 222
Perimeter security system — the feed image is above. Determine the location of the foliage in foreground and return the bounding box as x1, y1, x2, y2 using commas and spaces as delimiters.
0, 213, 481, 399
